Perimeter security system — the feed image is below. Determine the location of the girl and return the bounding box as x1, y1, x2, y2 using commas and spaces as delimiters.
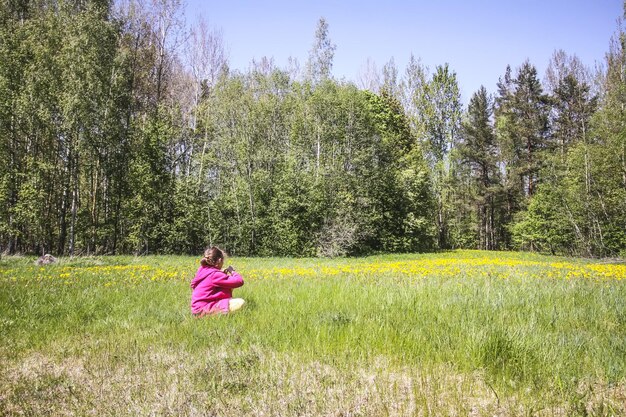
190, 246, 245, 316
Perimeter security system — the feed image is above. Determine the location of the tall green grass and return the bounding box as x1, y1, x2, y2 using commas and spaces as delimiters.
1, 251, 625, 416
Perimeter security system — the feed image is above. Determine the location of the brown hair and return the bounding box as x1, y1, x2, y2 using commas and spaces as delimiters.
200, 246, 224, 267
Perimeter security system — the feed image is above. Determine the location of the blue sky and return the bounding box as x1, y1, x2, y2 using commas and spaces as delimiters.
185, 0, 622, 103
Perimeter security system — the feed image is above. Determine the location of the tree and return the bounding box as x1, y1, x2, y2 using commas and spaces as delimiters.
306, 17, 336, 84
422, 64, 462, 248
365, 89, 435, 252
544, 49, 590, 95
511, 185, 575, 254
356, 57, 381, 92
459, 86, 503, 249
381, 57, 401, 99
0, 0, 131, 255
495, 61, 550, 249
511, 70, 598, 255
1, 0, 623, 258
424, 63, 462, 163
552, 74, 597, 156
503, 61, 550, 197
581, 16, 626, 256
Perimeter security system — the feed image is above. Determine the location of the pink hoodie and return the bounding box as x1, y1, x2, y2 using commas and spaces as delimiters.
190, 265, 244, 314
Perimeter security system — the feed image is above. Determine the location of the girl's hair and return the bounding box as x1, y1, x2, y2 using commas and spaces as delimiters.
200, 246, 224, 267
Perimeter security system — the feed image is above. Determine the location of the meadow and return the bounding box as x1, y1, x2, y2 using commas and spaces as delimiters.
1, 250, 625, 416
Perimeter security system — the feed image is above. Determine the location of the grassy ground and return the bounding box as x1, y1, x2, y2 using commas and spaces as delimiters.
1, 250, 625, 416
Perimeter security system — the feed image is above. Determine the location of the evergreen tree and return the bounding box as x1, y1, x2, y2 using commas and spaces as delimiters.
552, 74, 597, 156
459, 86, 502, 249
495, 61, 550, 249
0, 0, 623, 257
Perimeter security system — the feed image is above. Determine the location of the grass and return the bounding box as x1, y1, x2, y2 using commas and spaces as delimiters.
1, 250, 625, 416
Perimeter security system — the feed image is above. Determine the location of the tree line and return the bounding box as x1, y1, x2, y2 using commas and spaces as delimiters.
1, 0, 624, 257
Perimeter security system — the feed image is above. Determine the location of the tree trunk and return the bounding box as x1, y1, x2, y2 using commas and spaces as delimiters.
197, 132, 207, 187
488, 202, 495, 250
58, 143, 72, 255
316, 131, 321, 180
91, 159, 99, 255
112, 188, 122, 254
68, 128, 79, 257
437, 200, 446, 249
69, 156, 78, 257
621, 135, 626, 188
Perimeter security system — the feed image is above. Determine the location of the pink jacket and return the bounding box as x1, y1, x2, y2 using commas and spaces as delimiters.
190, 265, 244, 314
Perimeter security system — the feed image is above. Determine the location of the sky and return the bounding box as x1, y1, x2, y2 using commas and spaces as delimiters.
185, 0, 623, 103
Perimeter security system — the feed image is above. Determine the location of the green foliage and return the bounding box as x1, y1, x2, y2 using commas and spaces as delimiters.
364, 89, 435, 252
456, 87, 503, 250
187, 73, 435, 257
0, 2, 623, 258
496, 61, 551, 199
124, 109, 177, 253
306, 17, 336, 83
424, 64, 462, 163
510, 22, 625, 258
261, 163, 321, 257
511, 186, 575, 254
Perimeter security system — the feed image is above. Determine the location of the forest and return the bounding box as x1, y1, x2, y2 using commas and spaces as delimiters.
0, 0, 624, 257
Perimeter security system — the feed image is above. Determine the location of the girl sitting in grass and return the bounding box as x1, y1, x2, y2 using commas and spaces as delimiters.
190, 246, 245, 316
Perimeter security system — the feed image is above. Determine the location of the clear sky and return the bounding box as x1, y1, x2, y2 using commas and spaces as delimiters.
185, 0, 622, 103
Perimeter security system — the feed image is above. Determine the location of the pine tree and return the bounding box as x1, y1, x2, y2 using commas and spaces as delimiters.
459, 86, 502, 249
495, 61, 550, 249
552, 74, 597, 156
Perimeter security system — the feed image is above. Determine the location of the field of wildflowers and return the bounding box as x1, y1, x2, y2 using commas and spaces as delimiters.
1, 250, 625, 416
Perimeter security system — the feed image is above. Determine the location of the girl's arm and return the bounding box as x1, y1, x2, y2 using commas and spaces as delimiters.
213, 270, 244, 288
